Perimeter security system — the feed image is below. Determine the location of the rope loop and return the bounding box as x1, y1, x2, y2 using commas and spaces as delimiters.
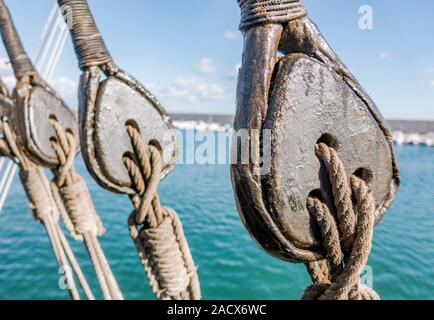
124, 123, 201, 300
303, 143, 379, 300
238, 0, 307, 30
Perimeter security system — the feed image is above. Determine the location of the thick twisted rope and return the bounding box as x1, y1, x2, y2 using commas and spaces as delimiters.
124, 124, 200, 300
302, 143, 379, 300
315, 143, 356, 252
0, 118, 95, 300
0, 0, 35, 79
57, 0, 113, 70
49, 118, 123, 300
49, 118, 104, 239
238, 0, 307, 30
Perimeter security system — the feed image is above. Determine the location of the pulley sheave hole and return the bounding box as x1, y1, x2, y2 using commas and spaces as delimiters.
316, 133, 340, 151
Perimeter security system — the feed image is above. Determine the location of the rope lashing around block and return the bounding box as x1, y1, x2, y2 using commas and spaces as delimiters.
57, 0, 113, 70
123, 124, 200, 300
48, 118, 123, 300
302, 143, 379, 300
238, 0, 307, 30
0, 0, 35, 78
0, 118, 95, 300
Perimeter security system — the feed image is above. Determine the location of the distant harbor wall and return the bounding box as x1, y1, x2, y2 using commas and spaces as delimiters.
170, 114, 434, 148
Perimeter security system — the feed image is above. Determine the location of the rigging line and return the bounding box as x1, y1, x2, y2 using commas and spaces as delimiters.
0, 160, 14, 198
32, 2, 57, 61
0, 157, 5, 172
46, 24, 68, 81
35, 7, 62, 71
0, 163, 16, 211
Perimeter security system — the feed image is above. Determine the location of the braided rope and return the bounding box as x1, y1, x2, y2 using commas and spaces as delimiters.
124, 124, 201, 300
303, 144, 379, 300
0, 0, 35, 78
238, 0, 307, 30
57, 0, 113, 70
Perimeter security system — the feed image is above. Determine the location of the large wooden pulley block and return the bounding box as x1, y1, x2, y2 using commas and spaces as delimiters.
14, 85, 79, 167
79, 71, 178, 194
232, 51, 399, 263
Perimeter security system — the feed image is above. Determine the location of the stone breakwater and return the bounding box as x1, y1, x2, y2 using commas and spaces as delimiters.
171, 114, 434, 148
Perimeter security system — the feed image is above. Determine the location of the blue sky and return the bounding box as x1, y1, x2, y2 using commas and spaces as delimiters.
0, 0, 434, 120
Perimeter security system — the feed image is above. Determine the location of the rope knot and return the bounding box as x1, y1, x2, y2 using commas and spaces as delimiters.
304, 143, 378, 300
54, 175, 105, 240
49, 118, 105, 240
303, 283, 379, 300
124, 124, 201, 300
138, 208, 198, 299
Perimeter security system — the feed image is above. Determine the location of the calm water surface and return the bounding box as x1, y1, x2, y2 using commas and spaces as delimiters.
0, 143, 433, 300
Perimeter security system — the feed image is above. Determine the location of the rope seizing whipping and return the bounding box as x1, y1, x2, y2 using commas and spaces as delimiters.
123, 124, 201, 300
238, 0, 307, 30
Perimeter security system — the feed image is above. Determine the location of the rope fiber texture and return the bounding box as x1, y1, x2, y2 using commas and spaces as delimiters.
238, 0, 307, 30
302, 143, 379, 300
124, 124, 201, 300
0, 0, 35, 78
0, 117, 95, 300
57, 0, 113, 70
49, 118, 104, 240
49, 118, 123, 300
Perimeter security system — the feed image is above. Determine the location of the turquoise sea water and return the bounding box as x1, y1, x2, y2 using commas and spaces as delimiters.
0, 141, 433, 300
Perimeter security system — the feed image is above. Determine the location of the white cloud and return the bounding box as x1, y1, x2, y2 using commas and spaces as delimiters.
225, 63, 241, 80
194, 57, 217, 74
151, 76, 228, 105
379, 52, 390, 60
224, 30, 239, 40
430, 80, 434, 87
50, 76, 77, 101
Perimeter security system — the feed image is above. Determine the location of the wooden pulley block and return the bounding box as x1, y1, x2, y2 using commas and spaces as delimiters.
0, 0, 78, 168
13, 78, 79, 167
231, 18, 400, 263
80, 69, 178, 194
59, 0, 178, 194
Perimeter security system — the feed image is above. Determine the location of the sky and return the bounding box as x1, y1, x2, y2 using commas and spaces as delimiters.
0, 0, 434, 120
